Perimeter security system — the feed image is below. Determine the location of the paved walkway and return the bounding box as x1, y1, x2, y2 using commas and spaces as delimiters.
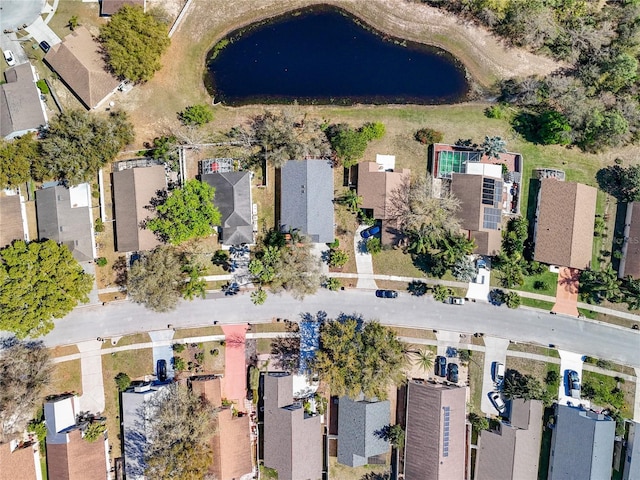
354, 226, 378, 290
552, 267, 580, 316
221, 324, 248, 403
76, 340, 105, 413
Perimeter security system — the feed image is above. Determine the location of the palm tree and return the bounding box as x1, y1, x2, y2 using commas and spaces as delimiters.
480, 136, 507, 160
339, 189, 362, 213
621, 276, 640, 310
409, 348, 434, 373
436, 234, 476, 267
579, 264, 621, 304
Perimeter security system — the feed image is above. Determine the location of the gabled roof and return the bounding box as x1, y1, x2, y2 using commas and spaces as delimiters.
36, 184, 95, 262
100, 0, 145, 16
357, 162, 410, 220
280, 159, 334, 243
337, 396, 390, 467
201, 171, 253, 245
0, 195, 26, 248
112, 166, 166, 252
0, 63, 47, 139
44, 27, 120, 109
621, 202, 640, 279
0, 440, 39, 480
534, 180, 597, 270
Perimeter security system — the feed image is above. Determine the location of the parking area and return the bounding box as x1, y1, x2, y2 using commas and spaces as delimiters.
480, 336, 509, 415
433, 330, 469, 387
557, 349, 589, 408
149, 330, 175, 381
467, 257, 491, 302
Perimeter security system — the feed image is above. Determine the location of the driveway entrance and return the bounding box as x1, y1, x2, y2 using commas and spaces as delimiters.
552, 267, 580, 317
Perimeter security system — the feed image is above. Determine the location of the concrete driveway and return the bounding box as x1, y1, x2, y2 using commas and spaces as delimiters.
354, 226, 377, 290
24, 16, 61, 46
558, 350, 588, 408
76, 340, 105, 413
149, 330, 175, 381
0, 32, 30, 65
467, 265, 491, 302
481, 336, 509, 415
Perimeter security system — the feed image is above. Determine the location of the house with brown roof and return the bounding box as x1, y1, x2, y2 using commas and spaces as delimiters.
357, 161, 410, 245
100, 0, 145, 16
450, 173, 505, 256
0, 194, 28, 247
112, 165, 166, 252
44, 27, 121, 110
44, 394, 109, 480
263, 372, 322, 480
189, 375, 253, 480
533, 180, 597, 270
619, 202, 640, 279
404, 379, 467, 480
0, 434, 41, 480
0, 63, 48, 139
475, 399, 543, 480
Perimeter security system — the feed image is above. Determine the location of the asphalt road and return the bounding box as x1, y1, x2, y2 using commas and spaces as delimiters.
42, 290, 640, 368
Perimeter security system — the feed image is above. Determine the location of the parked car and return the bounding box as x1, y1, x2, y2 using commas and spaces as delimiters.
435, 356, 447, 377
360, 225, 380, 239
156, 359, 167, 382
39, 41, 51, 53
489, 391, 506, 413
447, 363, 459, 383
492, 362, 505, 384
446, 296, 465, 305
3, 50, 16, 66
477, 258, 487, 270
375, 289, 398, 299
567, 370, 581, 398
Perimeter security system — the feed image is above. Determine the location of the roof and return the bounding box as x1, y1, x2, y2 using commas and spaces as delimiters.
0, 441, 38, 480
280, 159, 334, 243
112, 166, 166, 252
450, 173, 503, 256
534, 180, 597, 270
190, 376, 252, 480
548, 405, 615, 480
263, 373, 322, 480
432, 143, 522, 179
44, 27, 120, 109
337, 396, 390, 467
404, 380, 467, 480
0, 195, 25, 247
100, 0, 145, 16
36, 184, 95, 262
621, 202, 640, 279
46, 429, 107, 480
357, 162, 410, 220
623, 421, 640, 480
201, 171, 253, 245
0, 63, 47, 139
475, 399, 543, 480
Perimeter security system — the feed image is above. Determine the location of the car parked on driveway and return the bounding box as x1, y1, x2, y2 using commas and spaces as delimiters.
375, 289, 398, 299
435, 355, 447, 377
489, 391, 506, 413
477, 258, 487, 270
492, 362, 505, 385
360, 225, 380, 239
447, 363, 459, 383
156, 359, 167, 382
39, 41, 51, 53
566, 370, 581, 398
3, 50, 16, 66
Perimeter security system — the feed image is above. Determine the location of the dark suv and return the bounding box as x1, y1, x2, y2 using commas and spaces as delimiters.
39, 41, 51, 53
156, 359, 167, 382
435, 355, 447, 377
447, 363, 459, 383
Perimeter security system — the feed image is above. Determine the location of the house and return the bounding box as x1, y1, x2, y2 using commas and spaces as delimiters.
121, 383, 170, 480
623, 421, 640, 480
0, 434, 41, 480
619, 202, 640, 279
548, 405, 615, 480
450, 173, 505, 256
432, 143, 522, 183
201, 171, 254, 245
36, 183, 96, 262
44, 394, 109, 480
533, 180, 597, 270
0, 63, 48, 139
112, 165, 166, 252
357, 161, 410, 245
0, 193, 28, 247
475, 399, 543, 480
44, 27, 120, 110
404, 379, 467, 480
337, 396, 390, 467
263, 372, 322, 480
189, 375, 252, 480
279, 159, 334, 243
100, 0, 145, 16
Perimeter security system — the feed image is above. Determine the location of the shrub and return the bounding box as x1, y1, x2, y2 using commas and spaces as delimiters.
360, 122, 386, 140
432, 285, 452, 302
533, 280, 549, 291
328, 248, 349, 268
484, 105, 504, 119
504, 291, 521, 309
114, 372, 131, 392
96, 257, 108, 267
545, 370, 559, 385
178, 104, 213, 126
94, 218, 105, 233
172, 343, 186, 353
210, 348, 219, 356
83, 422, 106, 442
173, 356, 186, 371
194, 351, 204, 363
414, 128, 444, 145
366, 237, 382, 255
327, 238, 340, 249
36, 79, 49, 94
324, 277, 342, 291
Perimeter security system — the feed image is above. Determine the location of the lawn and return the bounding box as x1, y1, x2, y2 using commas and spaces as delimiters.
391, 327, 437, 341
508, 342, 560, 359
172, 325, 224, 340
49, 345, 80, 358
505, 357, 560, 400
520, 297, 555, 311
329, 457, 389, 480
103, 332, 151, 349
371, 248, 425, 278
538, 406, 554, 480
468, 351, 485, 413
43, 360, 83, 399
515, 270, 558, 297
582, 371, 635, 418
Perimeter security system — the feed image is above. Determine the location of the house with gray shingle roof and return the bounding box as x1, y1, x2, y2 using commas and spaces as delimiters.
279, 159, 334, 243
337, 396, 390, 467
623, 421, 640, 480
548, 405, 615, 480
201, 171, 253, 245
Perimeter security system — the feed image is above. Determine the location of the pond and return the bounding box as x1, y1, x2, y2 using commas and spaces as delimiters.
206, 7, 470, 105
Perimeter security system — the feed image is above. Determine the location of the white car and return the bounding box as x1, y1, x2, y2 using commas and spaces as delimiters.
3, 50, 16, 67
489, 391, 506, 413
492, 362, 505, 384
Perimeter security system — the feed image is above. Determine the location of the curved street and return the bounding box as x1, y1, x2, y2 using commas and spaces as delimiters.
44, 289, 640, 368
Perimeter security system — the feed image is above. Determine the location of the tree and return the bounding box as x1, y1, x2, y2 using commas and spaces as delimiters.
83, 421, 106, 442
452, 256, 476, 282
409, 348, 433, 373
376, 424, 405, 448
146, 180, 221, 244
0, 240, 93, 338
436, 235, 476, 268
270, 335, 300, 372
181, 265, 206, 301
366, 237, 382, 255
68, 15, 79, 30
468, 412, 490, 431
251, 288, 267, 305
270, 243, 321, 299
0, 133, 38, 189
328, 248, 349, 268
621, 276, 640, 310
326, 122, 385, 167
314, 317, 407, 399
178, 105, 213, 126
338, 188, 362, 213
432, 285, 452, 302
36, 110, 134, 185
0, 338, 51, 442
596, 165, 640, 202
480, 136, 507, 160
127, 247, 184, 312
502, 370, 550, 403
324, 277, 342, 291
143, 384, 215, 480
579, 264, 622, 304
504, 291, 521, 309
538, 110, 572, 145
100, 5, 170, 82
115, 372, 131, 392
414, 127, 444, 145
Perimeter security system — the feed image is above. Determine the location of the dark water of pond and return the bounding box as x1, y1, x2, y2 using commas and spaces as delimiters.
206, 7, 470, 105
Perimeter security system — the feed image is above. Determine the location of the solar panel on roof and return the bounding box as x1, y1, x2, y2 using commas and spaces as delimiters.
483, 208, 502, 230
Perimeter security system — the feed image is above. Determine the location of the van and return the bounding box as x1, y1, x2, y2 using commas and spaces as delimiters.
492, 362, 505, 384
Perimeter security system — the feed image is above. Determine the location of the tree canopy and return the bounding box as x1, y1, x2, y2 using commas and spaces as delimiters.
178, 105, 213, 126
596, 164, 640, 202
35, 110, 134, 185
100, 5, 170, 83
325, 122, 386, 167
314, 316, 407, 399
0, 134, 38, 189
146, 180, 221, 245
0, 240, 93, 338
127, 247, 184, 312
